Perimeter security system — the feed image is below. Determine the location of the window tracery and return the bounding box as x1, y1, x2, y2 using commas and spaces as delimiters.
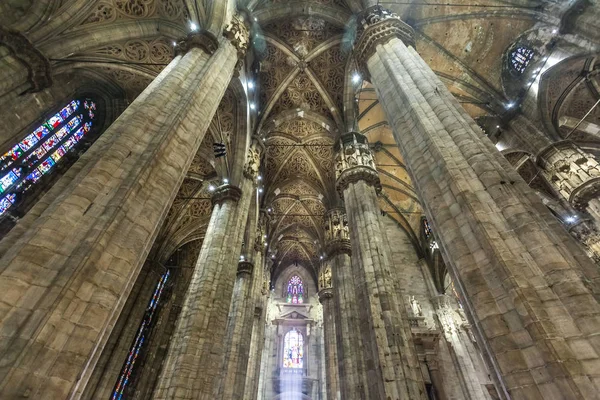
0, 98, 97, 216
509, 47, 534, 74
286, 275, 304, 304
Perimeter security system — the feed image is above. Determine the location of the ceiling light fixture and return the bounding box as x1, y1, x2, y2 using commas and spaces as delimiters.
190, 22, 198, 31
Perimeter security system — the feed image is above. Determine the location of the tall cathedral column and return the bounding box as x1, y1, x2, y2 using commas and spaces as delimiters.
318, 262, 340, 400
0, 15, 248, 399
335, 132, 427, 399
355, 6, 600, 399
323, 207, 368, 399
216, 139, 264, 399
244, 211, 268, 400
154, 178, 253, 399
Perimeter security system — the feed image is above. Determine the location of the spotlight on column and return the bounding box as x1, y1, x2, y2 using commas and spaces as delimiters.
566, 215, 577, 223
267, 208, 272, 212
208, 185, 216, 192
506, 102, 515, 109
258, 187, 264, 193
240, 255, 245, 261
552, 28, 558, 34
352, 73, 361, 84
247, 81, 254, 90
257, 175, 262, 181
250, 103, 256, 110
190, 22, 198, 31
172, 41, 177, 46
223, 178, 229, 184
319, 255, 323, 260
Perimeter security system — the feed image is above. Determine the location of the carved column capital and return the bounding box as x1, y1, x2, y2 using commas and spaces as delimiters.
323, 208, 351, 257
335, 132, 381, 195
537, 140, 600, 210
224, 14, 250, 59
211, 184, 242, 205
237, 260, 254, 276
318, 287, 334, 303
0, 27, 52, 93
354, 6, 416, 79
174, 31, 219, 56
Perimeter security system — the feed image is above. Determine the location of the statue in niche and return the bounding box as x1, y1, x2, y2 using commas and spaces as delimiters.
410, 295, 423, 317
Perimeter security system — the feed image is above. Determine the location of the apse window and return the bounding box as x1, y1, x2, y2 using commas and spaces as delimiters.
509, 47, 535, 74
286, 275, 304, 304
283, 328, 304, 369
0, 98, 97, 217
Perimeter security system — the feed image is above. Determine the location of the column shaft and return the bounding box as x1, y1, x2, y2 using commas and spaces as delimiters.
330, 252, 368, 399
363, 21, 600, 397
342, 180, 426, 399
0, 37, 238, 398
319, 290, 340, 400
155, 180, 252, 399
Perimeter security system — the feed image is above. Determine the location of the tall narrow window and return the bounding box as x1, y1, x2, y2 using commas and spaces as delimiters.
283, 328, 304, 369
509, 47, 534, 74
286, 275, 304, 304
0, 98, 97, 216
112, 270, 170, 400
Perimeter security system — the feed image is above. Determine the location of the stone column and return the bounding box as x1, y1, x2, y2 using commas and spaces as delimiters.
244, 212, 268, 400
355, 6, 600, 399
0, 19, 247, 398
318, 265, 340, 400
154, 180, 253, 399
335, 132, 427, 399
216, 139, 265, 399
323, 207, 368, 399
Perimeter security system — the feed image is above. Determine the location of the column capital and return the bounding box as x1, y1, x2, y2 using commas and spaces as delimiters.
224, 13, 250, 59
211, 184, 242, 205
318, 287, 334, 303
536, 140, 600, 210
174, 31, 219, 57
237, 260, 254, 276
323, 208, 351, 257
354, 6, 415, 79
335, 132, 381, 195
0, 27, 52, 93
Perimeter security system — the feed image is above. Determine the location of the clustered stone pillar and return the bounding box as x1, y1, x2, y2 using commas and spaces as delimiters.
323, 207, 368, 398
317, 261, 340, 400
354, 6, 600, 398
216, 138, 264, 399
334, 132, 427, 399
154, 180, 253, 399
0, 17, 246, 398
244, 211, 268, 400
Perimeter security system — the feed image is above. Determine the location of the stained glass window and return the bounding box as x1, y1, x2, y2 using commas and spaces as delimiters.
509, 47, 535, 74
286, 275, 304, 304
283, 328, 304, 369
112, 270, 170, 400
0, 98, 96, 217
423, 218, 432, 238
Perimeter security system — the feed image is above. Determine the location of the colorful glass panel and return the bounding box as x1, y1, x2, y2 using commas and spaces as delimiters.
0, 98, 95, 216
47, 114, 63, 128
0, 193, 16, 214
509, 47, 534, 74
283, 329, 304, 369
286, 275, 304, 304
0, 170, 20, 193
112, 270, 170, 400
51, 146, 67, 163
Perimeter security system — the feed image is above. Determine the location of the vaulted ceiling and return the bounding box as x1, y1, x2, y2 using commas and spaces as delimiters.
3, 0, 597, 285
